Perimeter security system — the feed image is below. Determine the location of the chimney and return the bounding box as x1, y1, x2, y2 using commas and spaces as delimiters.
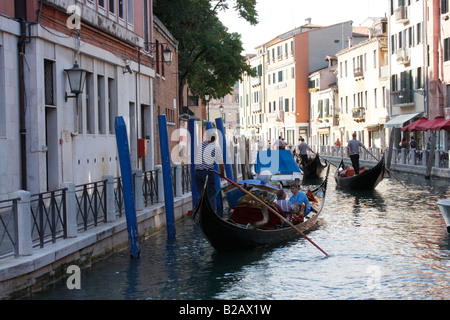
305, 17, 312, 25
348, 37, 353, 48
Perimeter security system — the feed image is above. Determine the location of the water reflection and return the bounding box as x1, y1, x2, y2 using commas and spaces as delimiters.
26, 169, 450, 300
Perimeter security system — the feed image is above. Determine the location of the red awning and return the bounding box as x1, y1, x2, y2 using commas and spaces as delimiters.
416, 116, 446, 131
430, 118, 450, 131
401, 117, 429, 132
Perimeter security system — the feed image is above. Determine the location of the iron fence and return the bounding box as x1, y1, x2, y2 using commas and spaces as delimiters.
75, 180, 107, 231
30, 188, 67, 248
142, 170, 158, 206
181, 165, 192, 194
0, 198, 19, 258
114, 177, 125, 217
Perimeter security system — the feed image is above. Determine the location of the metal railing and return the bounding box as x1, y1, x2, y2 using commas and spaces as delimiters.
30, 188, 67, 248
75, 180, 107, 232
114, 177, 125, 217
181, 165, 192, 194
142, 170, 158, 206
0, 198, 19, 258
1, 164, 197, 259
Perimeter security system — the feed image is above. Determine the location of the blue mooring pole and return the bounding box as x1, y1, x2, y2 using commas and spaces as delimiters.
215, 117, 234, 182
206, 122, 223, 216
158, 115, 176, 239
188, 119, 199, 208
114, 116, 139, 258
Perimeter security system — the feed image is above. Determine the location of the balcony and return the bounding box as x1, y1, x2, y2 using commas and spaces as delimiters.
353, 67, 364, 79
391, 89, 415, 107
352, 107, 366, 123
395, 6, 409, 24
276, 110, 285, 122
396, 48, 410, 65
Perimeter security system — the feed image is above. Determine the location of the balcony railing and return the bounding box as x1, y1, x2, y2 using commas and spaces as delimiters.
391, 90, 415, 107
352, 108, 366, 123
395, 5, 409, 23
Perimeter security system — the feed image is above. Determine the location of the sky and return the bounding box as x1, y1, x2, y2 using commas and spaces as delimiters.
218, 0, 389, 53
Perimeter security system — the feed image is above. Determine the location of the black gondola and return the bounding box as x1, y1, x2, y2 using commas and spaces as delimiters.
193, 166, 330, 252
334, 154, 385, 190
302, 154, 327, 179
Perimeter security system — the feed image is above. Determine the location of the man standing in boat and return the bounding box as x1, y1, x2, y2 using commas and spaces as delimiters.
195, 130, 225, 211
347, 132, 364, 175
298, 138, 311, 167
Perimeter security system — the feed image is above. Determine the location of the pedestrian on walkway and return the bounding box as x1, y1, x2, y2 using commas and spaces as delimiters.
347, 132, 364, 175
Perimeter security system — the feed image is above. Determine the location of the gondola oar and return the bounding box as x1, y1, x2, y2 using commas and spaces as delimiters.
363, 146, 408, 190
213, 170, 331, 258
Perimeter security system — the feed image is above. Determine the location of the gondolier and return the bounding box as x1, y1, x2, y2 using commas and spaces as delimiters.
195, 131, 224, 211
347, 133, 364, 175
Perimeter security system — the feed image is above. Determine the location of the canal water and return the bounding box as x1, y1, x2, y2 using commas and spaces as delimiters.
27, 169, 450, 300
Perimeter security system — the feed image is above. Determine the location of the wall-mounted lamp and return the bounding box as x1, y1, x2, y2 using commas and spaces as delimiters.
64, 61, 87, 102
145, 42, 173, 65
122, 56, 133, 74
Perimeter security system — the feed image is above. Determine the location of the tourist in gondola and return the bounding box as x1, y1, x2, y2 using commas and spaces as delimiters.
347, 132, 364, 175
194, 130, 224, 211
289, 183, 311, 217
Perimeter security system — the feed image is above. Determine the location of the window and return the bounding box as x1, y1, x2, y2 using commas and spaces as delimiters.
416, 23, 422, 44
444, 37, 450, 62
374, 88, 378, 108
285, 98, 289, 112
391, 74, 398, 92
127, 0, 134, 26
97, 75, 106, 134
109, 0, 115, 15
442, 0, 449, 14
108, 78, 116, 134
143, 0, 149, 50
44, 60, 55, 106
118, 0, 125, 20
416, 67, 423, 89
99, 0, 105, 8
85, 73, 95, 134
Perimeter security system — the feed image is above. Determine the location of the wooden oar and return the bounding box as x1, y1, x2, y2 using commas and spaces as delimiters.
213, 170, 331, 258
363, 146, 408, 190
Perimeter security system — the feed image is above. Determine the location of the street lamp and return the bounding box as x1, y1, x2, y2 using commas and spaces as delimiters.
205, 94, 210, 121
64, 61, 87, 102
219, 105, 224, 122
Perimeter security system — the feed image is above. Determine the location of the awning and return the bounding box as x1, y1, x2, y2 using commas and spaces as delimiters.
431, 119, 450, 131
401, 117, 429, 132
416, 116, 446, 131
384, 113, 420, 128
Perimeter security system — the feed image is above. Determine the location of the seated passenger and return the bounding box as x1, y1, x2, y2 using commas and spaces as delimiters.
289, 183, 311, 217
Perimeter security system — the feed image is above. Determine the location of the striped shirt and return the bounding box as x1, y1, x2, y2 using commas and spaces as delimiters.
276, 199, 293, 213
195, 141, 223, 170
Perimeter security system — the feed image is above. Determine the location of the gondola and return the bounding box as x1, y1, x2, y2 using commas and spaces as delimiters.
334, 154, 385, 190
193, 166, 330, 252
302, 154, 327, 179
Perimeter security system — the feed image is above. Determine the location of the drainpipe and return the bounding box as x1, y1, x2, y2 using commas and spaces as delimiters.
18, 19, 27, 190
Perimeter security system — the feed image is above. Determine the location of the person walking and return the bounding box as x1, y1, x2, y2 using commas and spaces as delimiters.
195, 131, 224, 211
347, 132, 364, 175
